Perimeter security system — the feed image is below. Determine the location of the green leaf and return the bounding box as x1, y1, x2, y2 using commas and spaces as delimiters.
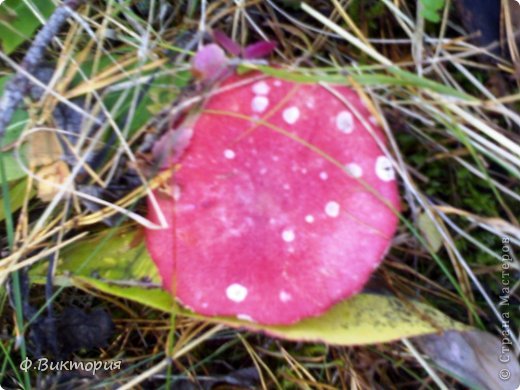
0, 146, 28, 182
420, 7, 441, 23
75, 276, 175, 313
30, 227, 160, 283
417, 211, 444, 253
0, 179, 33, 222
34, 228, 467, 345
420, 0, 445, 23
250, 65, 474, 100
422, 0, 444, 10
387, 67, 473, 100
0, 76, 29, 182
0, 0, 56, 54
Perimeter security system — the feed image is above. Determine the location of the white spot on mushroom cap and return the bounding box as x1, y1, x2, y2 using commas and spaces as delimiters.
319, 171, 328, 181
279, 291, 292, 302
179, 204, 196, 213
274, 80, 282, 87
252, 96, 269, 113
223, 149, 235, 159
172, 185, 181, 201
345, 163, 363, 178
252, 81, 270, 95
237, 314, 254, 322
336, 111, 354, 133
226, 283, 248, 302
305, 215, 314, 223
282, 229, 295, 242
325, 201, 340, 218
375, 156, 395, 181
282, 106, 300, 124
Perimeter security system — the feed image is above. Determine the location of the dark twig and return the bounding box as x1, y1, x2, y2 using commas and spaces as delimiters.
0, 0, 83, 140
2, 0, 83, 360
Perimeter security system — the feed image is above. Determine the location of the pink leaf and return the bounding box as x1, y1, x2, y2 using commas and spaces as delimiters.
243, 41, 277, 59
213, 30, 242, 56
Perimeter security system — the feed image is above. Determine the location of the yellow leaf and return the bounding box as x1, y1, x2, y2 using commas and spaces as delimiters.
27, 130, 63, 167
34, 229, 467, 345
212, 294, 467, 345
73, 277, 467, 346
36, 160, 70, 202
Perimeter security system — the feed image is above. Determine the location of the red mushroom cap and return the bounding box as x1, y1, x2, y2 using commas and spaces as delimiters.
146, 73, 400, 325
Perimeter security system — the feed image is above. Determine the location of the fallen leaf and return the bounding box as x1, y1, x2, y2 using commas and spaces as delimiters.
25, 125, 72, 203
73, 277, 467, 346
417, 329, 520, 390
36, 160, 70, 202
30, 229, 468, 346
418, 211, 444, 252
27, 130, 63, 167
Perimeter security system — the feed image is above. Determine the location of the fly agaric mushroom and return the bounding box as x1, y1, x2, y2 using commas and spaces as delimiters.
145, 72, 400, 325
